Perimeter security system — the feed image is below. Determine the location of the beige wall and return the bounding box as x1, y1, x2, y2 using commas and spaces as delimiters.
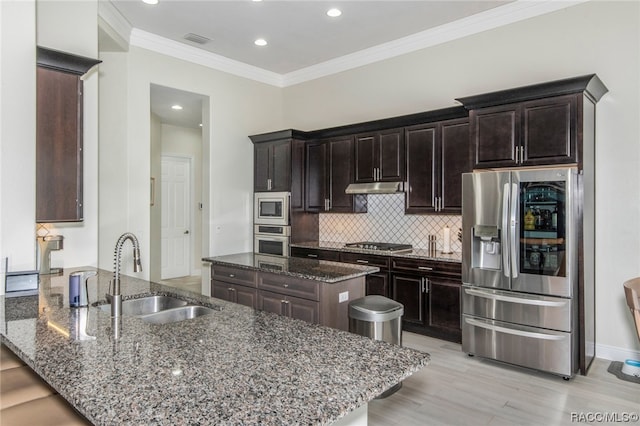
0, 0, 37, 288
282, 1, 640, 358
98, 46, 284, 277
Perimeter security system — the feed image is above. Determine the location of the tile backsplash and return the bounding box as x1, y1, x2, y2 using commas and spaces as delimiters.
319, 193, 462, 252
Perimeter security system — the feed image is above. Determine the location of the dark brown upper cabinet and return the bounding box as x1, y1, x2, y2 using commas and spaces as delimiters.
457, 74, 608, 171
253, 139, 291, 192
36, 47, 100, 223
354, 128, 404, 183
405, 118, 470, 214
306, 137, 367, 213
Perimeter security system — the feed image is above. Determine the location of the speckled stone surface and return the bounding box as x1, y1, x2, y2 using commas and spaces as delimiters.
292, 241, 463, 263
0, 268, 429, 425
203, 252, 381, 282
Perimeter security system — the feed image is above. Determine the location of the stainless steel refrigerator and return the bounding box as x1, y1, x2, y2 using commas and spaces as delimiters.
461, 167, 587, 379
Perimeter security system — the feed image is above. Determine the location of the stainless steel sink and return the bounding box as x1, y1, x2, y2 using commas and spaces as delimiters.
138, 305, 215, 324
97, 295, 188, 316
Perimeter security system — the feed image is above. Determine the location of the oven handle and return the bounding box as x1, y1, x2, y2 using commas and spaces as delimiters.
464, 317, 566, 340
464, 288, 568, 307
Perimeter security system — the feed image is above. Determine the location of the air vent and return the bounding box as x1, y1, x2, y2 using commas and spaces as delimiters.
184, 33, 210, 45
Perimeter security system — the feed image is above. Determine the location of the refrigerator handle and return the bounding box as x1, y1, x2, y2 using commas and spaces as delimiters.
464, 317, 566, 341
510, 183, 519, 278
502, 183, 510, 278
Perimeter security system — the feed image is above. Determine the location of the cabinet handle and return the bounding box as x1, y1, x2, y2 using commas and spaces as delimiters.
229, 274, 235, 278
268, 178, 272, 190
418, 266, 433, 271
356, 259, 369, 264
515, 146, 519, 164
307, 254, 318, 258
283, 284, 289, 288
520, 146, 525, 163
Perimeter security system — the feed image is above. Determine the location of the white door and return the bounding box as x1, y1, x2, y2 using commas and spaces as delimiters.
161, 156, 191, 279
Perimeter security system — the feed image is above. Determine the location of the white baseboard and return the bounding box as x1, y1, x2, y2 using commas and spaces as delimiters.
596, 343, 640, 362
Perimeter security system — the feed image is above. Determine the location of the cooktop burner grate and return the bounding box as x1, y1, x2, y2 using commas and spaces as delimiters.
344, 242, 413, 253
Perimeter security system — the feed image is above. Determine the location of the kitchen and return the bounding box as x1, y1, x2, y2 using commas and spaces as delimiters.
1, 0, 640, 424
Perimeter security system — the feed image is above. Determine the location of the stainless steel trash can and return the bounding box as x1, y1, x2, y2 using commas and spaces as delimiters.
349, 295, 404, 398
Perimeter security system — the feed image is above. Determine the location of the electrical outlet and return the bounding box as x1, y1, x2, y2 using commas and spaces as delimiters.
339, 291, 349, 303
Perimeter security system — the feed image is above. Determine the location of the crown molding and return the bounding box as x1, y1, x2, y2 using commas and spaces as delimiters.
129, 29, 285, 87
282, 0, 589, 86
98, 0, 132, 47
101, 0, 589, 88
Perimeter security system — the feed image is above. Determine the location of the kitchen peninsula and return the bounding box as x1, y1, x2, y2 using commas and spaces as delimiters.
204, 252, 380, 331
1, 268, 428, 425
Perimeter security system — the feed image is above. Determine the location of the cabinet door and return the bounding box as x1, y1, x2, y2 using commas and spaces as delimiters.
36, 67, 83, 222
471, 104, 520, 169
254, 143, 271, 191
354, 134, 376, 183
365, 272, 390, 298
428, 277, 461, 341
405, 124, 437, 213
379, 129, 405, 182
439, 119, 470, 213
522, 95, 577, 166
290, 139, 305, 211
212, 280, 236, 303
270, 140, 291, 192
327, 137, 366, 213
258, 291, 287, 316
391, 274, 426, 326
304, 141, 326, 212
287, 295, 320, 324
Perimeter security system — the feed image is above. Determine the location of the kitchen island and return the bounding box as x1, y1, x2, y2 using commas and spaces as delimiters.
0, 268, 429, 425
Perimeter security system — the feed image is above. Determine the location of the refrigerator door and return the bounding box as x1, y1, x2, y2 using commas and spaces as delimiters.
511, 168, 576, 297
462, 171, 511, 290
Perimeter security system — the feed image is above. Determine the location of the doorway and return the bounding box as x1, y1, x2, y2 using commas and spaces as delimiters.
149, 84, 209, 293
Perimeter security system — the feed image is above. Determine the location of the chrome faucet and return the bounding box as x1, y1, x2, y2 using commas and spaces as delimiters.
110, 232, 142, 318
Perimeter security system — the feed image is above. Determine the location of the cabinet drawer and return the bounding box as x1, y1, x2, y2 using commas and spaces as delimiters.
291, 247, 341, 261
340, 252, 390, 270
211, 264, 257, 288
258, 272, 320, 301
392, 257, 461, 277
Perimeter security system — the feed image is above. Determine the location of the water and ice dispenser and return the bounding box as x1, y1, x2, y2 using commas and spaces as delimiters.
471, 225, 502, 270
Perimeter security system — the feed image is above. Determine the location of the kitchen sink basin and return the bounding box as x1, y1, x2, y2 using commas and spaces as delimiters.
138, 305, 215, 325
97, 295, 188, 316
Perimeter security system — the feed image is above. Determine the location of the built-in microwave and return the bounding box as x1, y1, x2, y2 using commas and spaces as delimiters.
254, 192, 290, 226
254, 225, 290, 257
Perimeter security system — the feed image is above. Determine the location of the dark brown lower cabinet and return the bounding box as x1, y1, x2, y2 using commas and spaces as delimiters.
427, 277, 461, 341
258, 290, 320, 324
212, 280, 257, 309
391, 274, 426, 325
364, 271, 391, 298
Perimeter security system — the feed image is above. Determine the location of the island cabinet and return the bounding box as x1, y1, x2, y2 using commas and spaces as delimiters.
390, 257, 462, 343
404, 118, 470, 215
354, 128, 405, 183
36, 47, 100, 222
456, 74, 609, 171
339, 252, 391, 298
211, 264, 258, 309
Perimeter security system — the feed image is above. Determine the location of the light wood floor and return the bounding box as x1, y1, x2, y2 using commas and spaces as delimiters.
158, 275, 202, 294
369, 332, 640, 426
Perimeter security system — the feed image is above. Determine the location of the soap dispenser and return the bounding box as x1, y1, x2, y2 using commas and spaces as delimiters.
69, 270, 98, 308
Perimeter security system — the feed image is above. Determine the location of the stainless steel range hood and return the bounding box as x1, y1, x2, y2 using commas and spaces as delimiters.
345, 181, 404, 194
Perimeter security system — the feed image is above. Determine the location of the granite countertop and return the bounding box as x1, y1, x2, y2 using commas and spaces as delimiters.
292, 241, 463, 263
203, 252, 380, 283
0, 268, 429, 425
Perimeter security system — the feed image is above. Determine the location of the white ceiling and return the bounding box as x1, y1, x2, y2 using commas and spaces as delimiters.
101, 0, 584, 129
109, 0, 512, 75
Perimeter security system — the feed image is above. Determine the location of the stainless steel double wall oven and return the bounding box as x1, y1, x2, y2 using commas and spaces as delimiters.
254, 192, 291, 257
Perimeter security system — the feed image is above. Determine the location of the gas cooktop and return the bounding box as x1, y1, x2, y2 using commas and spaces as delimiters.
344, 242, 413, 253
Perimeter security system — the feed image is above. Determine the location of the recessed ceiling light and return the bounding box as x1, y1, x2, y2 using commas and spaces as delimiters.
171, 104, 183, 110
254, 38, 267, 47
142, 0, 158, 5
327, 8, 342, 18
252, 0, 262, 2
